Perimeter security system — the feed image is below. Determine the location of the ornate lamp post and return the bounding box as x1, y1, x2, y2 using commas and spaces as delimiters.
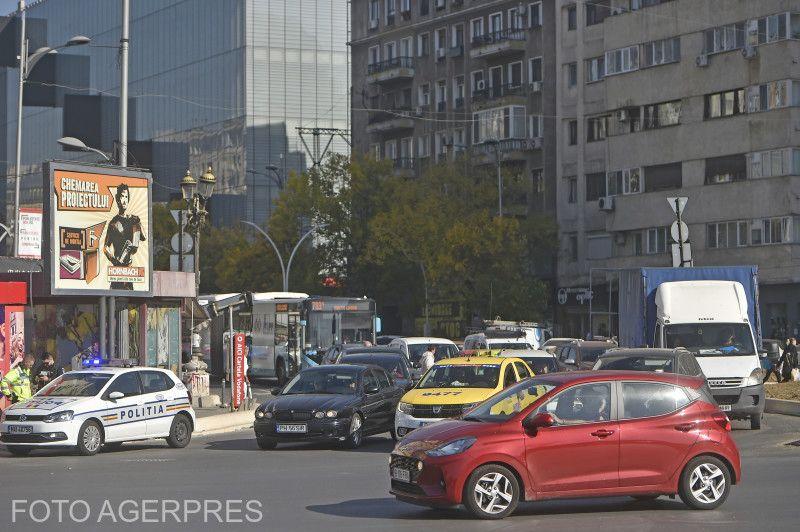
181, 166, 216, 296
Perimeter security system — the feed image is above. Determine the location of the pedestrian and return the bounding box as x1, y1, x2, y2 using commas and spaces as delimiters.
32, 352, 64, 392
419, 345, 436, 373
778, 338, 798, 382
1, 354, 36, 404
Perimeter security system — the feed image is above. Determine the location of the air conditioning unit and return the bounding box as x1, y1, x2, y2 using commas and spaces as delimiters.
598, 196, 615, 211
695, 54, 709, 67
476, 79, 486, 91
436, 48, 446, 60
616, 109, 630, 122
742, 45, 757, 59
530, 81, 542, 93
369, 18, 379, 30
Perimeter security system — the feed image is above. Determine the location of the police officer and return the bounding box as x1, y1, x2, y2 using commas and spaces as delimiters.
32, 352, 63, 392
1, 354, 35, 403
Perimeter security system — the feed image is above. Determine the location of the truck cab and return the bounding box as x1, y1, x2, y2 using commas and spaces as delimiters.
653, 280, 765, 429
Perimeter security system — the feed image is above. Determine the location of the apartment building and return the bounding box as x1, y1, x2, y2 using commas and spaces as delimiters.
555, 0, 800, 339
350, 0, 558, 228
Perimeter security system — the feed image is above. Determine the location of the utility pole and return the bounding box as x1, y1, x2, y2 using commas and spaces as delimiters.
12, 0, 26, 257
492, 141, 503, 218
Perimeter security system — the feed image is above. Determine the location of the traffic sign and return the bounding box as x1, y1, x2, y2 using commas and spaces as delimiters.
670, 221, 689, 243
667, 197, 688, 214
171, 232, 193, 253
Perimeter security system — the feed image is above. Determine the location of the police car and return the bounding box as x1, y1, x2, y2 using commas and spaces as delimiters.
0, 364, 195, 456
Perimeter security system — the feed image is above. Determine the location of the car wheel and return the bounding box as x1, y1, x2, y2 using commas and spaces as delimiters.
7, 445, 32, 456
256, 437, 277, 450
166, 414, 192, 448
276, 359, 287, 386
103, 442, 124, 452
343, 413, 363, 449
76, 420, 103, 456
750, 414, 762, 430
678, 455, 731, 510
463, 464, 520, 520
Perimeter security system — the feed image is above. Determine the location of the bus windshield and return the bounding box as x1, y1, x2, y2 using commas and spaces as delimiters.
664, 323, 755, 356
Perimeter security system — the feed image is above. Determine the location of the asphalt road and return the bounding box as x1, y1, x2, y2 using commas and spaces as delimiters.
1, 414, 799, 532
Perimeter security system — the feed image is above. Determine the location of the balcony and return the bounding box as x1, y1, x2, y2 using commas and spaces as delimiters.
366, 107, 416, 134
448, 45, 464, 58
472, 138, 542, 165
367, 57, 415, 84
471, 83, 529, 110
470, 29, 527, 59
393, 157, 416, 177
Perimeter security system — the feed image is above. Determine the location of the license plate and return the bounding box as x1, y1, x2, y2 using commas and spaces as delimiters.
391, 467, 411, 482
8, 425, 33, 434
719, 405, 732, 412
276, 424, 307, 433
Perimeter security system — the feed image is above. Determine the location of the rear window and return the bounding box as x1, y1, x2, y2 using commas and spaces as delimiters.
621, 382, 690, 419
581, 348, 609, 363
524, 357, 559, 374
595, 356, 674, 373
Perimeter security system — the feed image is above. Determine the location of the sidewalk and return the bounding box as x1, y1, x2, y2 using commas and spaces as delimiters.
192, 378, 276, 436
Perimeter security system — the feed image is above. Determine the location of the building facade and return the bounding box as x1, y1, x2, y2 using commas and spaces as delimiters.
555, 0, 800, 339
1, 0, 350, 235
350, 0, 558, 225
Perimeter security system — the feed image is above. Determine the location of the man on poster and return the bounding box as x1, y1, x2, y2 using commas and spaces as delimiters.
103, 184, 146, 290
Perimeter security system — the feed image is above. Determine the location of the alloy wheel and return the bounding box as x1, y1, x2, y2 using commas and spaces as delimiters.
689, 463, 726, 504
83, 425, 102, 453
473, 472, 514, 514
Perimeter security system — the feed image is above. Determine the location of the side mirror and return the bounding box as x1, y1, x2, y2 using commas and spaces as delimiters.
364, 384, 380, 395
108, 391, 124, 400
270, 387, 283, 396
522, 412, 555, 433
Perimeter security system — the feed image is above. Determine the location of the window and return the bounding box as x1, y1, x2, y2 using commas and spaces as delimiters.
489, 12, 503, 33
453, 76, 465, 107
537, 383, 612, 424
436, 79, 447, 110
435, 27, 447, 55
385, 0, 396, 24
761, 217, 792, 244
605, 45, 639, 75
642, 100, 681, 129
529, 57, 542, 83
707, 220, 749, 249
566, 176, 578, 203
369, 0, 380, 27
420, 0, 429, 16
566, 62, 577, 88
704, 88, 745, 118
515, 362, 531, 380
374, 369, 391, 389
748, 148, 800, 179
369, 143, 380, 159
502, 365, 517, 388
633, 232, 643, 256
417, 33, 430, 56
399, 37, 413, 58
470, 18, 484, 41
385, 140, 397, 160
567, 120, 578, 145
473, 105, 527, 143
417, 135, 430, 158
644, 162, 682, 192
508, 7, 524, 30
368, 46, 380, 67
399, 137, 413, 159
452, 23, 464, 48
756, 13, 789, 44
646, 227, 668, 254
704, 22, 745, 54
140, 371, 174, 394
418, 83, 430, 106
587, 115, 608, 142
586, 56, 605, 82
400, 0, 410, 13
384, 41, 396, 61
363, 370, 379, 392
566, 233, 578, 262
529, 2, 542, 27
706, 154, 747, 184
528, 115, 543, 138
508, 61, 523, 86
747, 80, 795, 113
453, 128, 465, 152
621, 382, 689, 419
642, 37, 680, 67
107, 372, 142, 397
586, 232, 612, 260
566, 5, 577, 30
586, 172, 606, 201
586, 3, 610, 26
607, 168, 642, 196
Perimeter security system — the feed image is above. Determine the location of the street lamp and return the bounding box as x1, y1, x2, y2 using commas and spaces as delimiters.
181, 166, 216, 296
12, 0, 90, 256
56, 137, 113, 162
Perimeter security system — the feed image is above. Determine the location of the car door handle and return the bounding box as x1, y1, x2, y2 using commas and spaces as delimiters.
674, 423, 695, 432
590, 429, 615, 438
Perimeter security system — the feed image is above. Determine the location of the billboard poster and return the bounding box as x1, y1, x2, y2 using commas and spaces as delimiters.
233, 332, 246, 410
18, 207, 42, 259
46, 162, 152, 296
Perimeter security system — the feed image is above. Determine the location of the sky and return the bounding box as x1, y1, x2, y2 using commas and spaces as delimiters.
1, 1, 20, 17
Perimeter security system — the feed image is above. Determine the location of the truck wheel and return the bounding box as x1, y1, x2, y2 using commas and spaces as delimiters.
276, 359, 287, 386
750, 414, 762, 430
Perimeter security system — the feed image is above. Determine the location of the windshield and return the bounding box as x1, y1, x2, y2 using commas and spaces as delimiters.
523, 358, 559, 374
341, 355, 409, 379
465, 379, 557, 422
282, 369, 360, 395
417, 364, 500, 389
664, 323, 755, 356
488, 342, 533, 350
39, 373, 112, 397
407, 344, 452, 365
595, 355, 674, 372
581, 348, 610, 363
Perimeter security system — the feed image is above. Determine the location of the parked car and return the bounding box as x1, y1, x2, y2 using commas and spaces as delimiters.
320, 343, 389, 365
555, 339, 617, 371
463, 332, 533, 354
376, 335, 402, 346
388, 337, 459, 369
394, 356, 529, 438
594, 348, 705, 378
339, 350, 415, 391
254, 364, 404, 449
541, 337, 579, 355
390, 371, 740, 519
496, 349, 560, 375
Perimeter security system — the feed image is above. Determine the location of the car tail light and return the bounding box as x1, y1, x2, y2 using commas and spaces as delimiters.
712, 411, 731, 432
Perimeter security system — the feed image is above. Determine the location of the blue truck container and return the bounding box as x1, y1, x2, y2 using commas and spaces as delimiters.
617, 266, 761, 348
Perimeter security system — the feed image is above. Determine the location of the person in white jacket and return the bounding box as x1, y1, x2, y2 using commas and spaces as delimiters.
419, 345, 436, 373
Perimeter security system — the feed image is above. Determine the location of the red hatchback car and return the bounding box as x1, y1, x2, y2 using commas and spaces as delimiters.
389, 371, 740, 519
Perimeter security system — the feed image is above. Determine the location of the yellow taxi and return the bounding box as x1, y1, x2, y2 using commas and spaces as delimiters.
394, 356, 532, 437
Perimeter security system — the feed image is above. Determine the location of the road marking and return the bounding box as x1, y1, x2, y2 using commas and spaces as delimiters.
123, 458, 176, 462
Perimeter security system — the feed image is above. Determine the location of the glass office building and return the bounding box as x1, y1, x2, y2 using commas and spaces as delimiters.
0, 0, 350, 231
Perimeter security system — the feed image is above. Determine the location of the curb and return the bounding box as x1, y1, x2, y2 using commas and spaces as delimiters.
194, 409, 255, 436
765, 398, 800, 417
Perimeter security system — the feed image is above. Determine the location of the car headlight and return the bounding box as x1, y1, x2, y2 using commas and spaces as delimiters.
326, 410, 337, 418
44, 410, 73, 423
314, 411, 325, 419
264, 411, 273, 419
743, 368, 766, 387
255, 410, 265, 419
425, 436, 477, 457
397, 402, 413, 414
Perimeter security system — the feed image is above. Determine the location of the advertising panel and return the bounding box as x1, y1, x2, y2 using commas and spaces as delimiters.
18, 207, 43, 259
233, 332, 247, 410
45, 162, 152, 296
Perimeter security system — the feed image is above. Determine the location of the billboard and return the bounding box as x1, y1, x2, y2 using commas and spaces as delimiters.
18, 207, 43, 259
45, 162, 153, 296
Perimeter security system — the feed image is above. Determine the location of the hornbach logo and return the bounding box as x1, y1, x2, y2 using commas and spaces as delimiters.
119, 404, 165, 420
